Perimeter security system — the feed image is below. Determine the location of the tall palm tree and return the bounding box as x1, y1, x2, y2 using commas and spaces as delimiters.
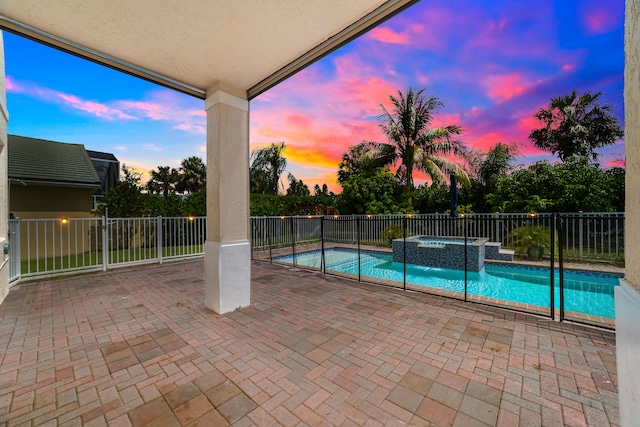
337, 141, 396, 184
177, 156, 206, 194
528, 90, 623, 161
249, 142, 287, 195
147, 166, 179, 197
376, 88, 470, 207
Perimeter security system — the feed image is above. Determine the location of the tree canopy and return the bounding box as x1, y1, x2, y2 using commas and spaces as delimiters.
176, 156, 206, 194
528, 90, 623, 161
376, 87, 470, 207
250, 142, 287, 195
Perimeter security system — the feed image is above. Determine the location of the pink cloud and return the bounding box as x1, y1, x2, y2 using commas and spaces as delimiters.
368, 27, 409, 44
5, 76, 19, 92
582, 3, 622, 35
606, 158, 625, 168
56, 93, 136, 120
485, 17, 508, 34
7, 77, 205, 131
116, 93, 205, 133
484, 74, 528, 102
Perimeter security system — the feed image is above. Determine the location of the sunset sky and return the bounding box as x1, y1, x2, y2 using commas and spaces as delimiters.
5, 0, 624, 193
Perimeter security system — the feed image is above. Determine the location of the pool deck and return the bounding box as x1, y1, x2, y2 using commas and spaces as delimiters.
0, 260, 619, 426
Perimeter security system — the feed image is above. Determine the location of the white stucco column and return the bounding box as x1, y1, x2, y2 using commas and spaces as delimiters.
203, 82, 251, 314
0, 33, 9, 304
618, 2, 640, 426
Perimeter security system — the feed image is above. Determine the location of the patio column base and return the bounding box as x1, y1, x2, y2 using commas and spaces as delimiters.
615, 279, 640, 426
204, 240, 251, 314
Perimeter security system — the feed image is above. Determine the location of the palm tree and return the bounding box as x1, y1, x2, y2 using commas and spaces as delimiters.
337, 141, 396, 184
376, 88, 470, 207
529, 90, 624, 161
176, 156, 206, 194
249, 142, 287, 195
147, 166, 179, 197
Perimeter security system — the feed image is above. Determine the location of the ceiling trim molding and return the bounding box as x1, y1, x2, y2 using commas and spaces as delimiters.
247, 0, 419, 100
0, 15, 207, 99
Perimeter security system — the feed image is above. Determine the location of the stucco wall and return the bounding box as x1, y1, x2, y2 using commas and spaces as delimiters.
627, 0, 640, 291
617, 2, 640, 426
10, 185, 95, 213
0, 33, 8, 304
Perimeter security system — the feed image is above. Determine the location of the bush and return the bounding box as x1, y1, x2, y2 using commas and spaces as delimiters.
380, 224, 405, 247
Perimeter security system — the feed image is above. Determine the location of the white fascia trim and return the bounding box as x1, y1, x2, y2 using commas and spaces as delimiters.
205, 90, 249, 112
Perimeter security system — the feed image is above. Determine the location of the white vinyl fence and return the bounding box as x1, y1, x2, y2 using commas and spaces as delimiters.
9, 215, 206, 284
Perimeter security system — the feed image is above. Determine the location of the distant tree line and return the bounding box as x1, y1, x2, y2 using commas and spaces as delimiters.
96, 157, 207, 218
99, 87, 624, 218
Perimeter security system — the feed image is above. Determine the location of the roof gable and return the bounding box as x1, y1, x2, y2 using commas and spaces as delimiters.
8, 135, 102, 187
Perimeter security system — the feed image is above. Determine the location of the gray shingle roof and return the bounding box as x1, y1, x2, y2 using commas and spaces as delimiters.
8, 135, 101, 188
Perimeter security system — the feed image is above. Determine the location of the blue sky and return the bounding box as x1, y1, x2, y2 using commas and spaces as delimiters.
5, 0, 625, 192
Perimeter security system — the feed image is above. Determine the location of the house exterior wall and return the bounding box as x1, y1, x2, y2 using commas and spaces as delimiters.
10, 185, 96, 259
10, 185, 95, 214
617, 1, 640, 426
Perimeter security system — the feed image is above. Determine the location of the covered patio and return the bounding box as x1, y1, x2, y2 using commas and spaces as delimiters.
0, 260, 618, 426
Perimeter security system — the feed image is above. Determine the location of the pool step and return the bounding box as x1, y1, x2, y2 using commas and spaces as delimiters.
485, 242, 514, 261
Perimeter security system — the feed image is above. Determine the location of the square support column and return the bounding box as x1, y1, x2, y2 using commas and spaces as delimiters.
619, 1, 640, 425
204, 83, 250, 314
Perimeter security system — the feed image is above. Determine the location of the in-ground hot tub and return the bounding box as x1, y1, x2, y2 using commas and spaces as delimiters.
392, 236, 489, 271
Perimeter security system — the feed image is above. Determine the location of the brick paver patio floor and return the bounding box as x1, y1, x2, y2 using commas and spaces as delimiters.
0, 260, 618, 426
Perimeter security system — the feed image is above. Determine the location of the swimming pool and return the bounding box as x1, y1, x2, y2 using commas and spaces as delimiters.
276, 248, 621, 318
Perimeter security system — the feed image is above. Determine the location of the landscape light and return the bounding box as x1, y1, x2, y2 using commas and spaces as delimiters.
61, 217, 68, 225
188, 216, 195, 221
529, 212, 537, 218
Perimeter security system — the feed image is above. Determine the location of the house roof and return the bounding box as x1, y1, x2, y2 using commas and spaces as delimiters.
8, 135, 102, 188
86, 150, 119, 163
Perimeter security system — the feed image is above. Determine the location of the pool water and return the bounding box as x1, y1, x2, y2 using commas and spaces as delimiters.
276, 248, 621, 318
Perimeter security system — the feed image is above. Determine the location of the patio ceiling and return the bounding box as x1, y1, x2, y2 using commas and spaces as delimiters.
0, 0, 416, 99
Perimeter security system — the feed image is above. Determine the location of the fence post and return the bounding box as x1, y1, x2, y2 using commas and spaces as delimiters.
403, 217, 407, 291
157, 216, 163, 264
13, 218, 21, 283
101, 215, 108, 271
558, 215, 565, 322
263, 216, 267, 252
550, 213, 556, 320
320, 217, 325, 273
291, 217, 297, 268
578, 211, 583, 260
357, 217, 361, 282
352, 215, 356, 244
463, 215, 468, 302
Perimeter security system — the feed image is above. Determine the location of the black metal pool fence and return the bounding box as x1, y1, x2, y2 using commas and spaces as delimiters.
250, 212, 625, 330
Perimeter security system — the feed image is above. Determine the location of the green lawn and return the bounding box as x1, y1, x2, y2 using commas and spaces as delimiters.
21, 245, 204, 275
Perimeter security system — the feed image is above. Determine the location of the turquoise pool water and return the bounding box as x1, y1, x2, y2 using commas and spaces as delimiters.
276, 248, 622, 318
